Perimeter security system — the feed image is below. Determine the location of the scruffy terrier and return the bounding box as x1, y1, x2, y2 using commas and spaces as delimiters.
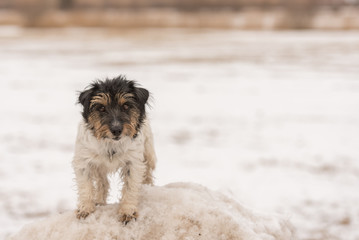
72, 76, 156, 224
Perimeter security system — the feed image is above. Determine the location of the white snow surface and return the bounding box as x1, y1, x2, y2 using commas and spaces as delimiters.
9, 182, 293, 240
1, 28, 359, 240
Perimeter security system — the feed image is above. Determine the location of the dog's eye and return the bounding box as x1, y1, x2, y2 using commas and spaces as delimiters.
99, 106, 106, 112
123, 104, 129, 110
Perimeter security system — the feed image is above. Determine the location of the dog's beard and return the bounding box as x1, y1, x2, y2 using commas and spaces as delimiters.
113, 136, 121, 141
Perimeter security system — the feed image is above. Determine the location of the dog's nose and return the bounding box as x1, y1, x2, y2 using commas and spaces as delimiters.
110, 125, 123, 136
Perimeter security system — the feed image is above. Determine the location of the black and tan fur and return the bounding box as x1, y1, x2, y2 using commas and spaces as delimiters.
73, 76, 157, 224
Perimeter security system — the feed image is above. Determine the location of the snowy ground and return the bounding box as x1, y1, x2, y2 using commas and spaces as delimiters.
0, 27, 359, 240
9, 183, 293, 240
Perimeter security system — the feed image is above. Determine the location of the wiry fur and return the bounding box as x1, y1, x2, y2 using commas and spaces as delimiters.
72, 76, 157, 224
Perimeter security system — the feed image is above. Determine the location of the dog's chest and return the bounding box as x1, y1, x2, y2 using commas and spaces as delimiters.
98, 150, 124, 172
75, 122, 145, 172
93, 141, 130, 171
91, 137, 144, 173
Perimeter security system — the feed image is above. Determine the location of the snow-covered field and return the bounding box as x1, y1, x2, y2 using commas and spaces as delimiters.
0, 27, 359, 240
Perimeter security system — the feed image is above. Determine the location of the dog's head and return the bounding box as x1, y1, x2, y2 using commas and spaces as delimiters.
78, 76, 149, 140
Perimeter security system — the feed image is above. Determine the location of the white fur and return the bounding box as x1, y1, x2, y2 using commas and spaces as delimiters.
72, 118, 156, 221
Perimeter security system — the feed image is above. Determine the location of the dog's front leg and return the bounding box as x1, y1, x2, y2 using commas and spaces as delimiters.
93, 166, 109, 206
74, 167, 96, 219
118, 160, 145, 224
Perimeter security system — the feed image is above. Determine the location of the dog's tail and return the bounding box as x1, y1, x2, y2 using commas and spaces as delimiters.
142, 119, 157, 185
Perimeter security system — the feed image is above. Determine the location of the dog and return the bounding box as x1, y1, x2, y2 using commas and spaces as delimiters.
72, 76, 156, 224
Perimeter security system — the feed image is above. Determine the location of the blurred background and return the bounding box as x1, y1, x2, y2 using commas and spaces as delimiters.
1, 1, 359, 240
1, 0, 359, 28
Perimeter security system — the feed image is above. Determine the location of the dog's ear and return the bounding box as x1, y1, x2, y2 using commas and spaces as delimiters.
78, 88, 93, 107
78, 87, 96, 121
135, 87, 149, 106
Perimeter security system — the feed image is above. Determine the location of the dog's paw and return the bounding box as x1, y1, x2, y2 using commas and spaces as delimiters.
76, 205, 95, 219
118, 206, 138, 225
118, 211, 138, 225
76, 210, 90, 219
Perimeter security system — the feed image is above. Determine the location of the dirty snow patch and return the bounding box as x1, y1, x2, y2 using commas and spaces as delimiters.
9, 182, 293, 240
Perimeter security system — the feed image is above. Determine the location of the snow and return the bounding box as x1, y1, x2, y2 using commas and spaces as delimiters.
1, 28, 359, 240
8, 183, 293, 240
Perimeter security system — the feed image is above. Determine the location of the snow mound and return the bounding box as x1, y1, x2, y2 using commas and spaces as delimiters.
9, 183, 293, 240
